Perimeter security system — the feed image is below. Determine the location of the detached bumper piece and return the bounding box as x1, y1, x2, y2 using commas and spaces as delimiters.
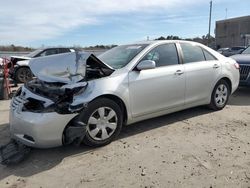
0, 139, 31, 165
63, 121, 87, 146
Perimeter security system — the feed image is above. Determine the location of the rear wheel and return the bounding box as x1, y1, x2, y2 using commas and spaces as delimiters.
79, 98, 123, 147
209, 80, 230, 110
15, 67, 33, 83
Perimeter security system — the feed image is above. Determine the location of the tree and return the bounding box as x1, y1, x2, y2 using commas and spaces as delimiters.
156, 36, 166, 40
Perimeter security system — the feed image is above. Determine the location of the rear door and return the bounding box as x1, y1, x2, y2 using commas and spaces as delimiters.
128, 43, 185, 117
179, 43, 221, 104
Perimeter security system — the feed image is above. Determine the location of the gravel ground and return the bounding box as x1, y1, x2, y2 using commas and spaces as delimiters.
0, 87, 249, 188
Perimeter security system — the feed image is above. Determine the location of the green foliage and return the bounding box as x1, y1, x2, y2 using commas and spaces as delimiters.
0, 44, 34, 52
156, 35, 181, 40
83, 44, 118, 50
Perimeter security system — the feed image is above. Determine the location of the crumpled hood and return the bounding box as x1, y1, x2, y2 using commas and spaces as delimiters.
11, 55, 31, 60
29, 51, 114, 84
230, 54, 250, 64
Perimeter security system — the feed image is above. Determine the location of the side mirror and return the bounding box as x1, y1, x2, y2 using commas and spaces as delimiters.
136, 60, 156, 71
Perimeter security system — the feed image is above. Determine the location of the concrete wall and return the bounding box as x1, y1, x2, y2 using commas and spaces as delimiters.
215, 15, 250, 48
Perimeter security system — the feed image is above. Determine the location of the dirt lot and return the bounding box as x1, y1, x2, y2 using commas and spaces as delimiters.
0, 87, 249, 188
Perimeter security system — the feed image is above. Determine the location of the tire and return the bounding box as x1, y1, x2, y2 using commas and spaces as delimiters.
79, 98, 123, 147
209, 80, 230, 110
15, 67, 33, 83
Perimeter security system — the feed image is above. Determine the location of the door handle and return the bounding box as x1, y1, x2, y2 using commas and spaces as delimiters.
213, 64, 220, 69
175, 70, 184, 75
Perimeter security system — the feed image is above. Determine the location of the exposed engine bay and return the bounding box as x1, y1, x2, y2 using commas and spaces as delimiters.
21, 80, 87, 114
17, 52, 114, 114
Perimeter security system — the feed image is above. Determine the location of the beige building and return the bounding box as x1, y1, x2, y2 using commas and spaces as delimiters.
215, 15, 250, 48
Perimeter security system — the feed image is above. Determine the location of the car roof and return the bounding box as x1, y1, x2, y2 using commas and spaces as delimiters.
124, 40, 202, 46
38, 47, 73, 50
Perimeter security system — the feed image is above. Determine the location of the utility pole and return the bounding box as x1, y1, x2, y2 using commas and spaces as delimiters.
208, 0, 212, 46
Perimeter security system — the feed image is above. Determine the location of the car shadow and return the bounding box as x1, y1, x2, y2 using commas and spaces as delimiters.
119, 106, 212, 139
0, 123, 11, 146
228, 87, 250, 106
0, 106, 213, 181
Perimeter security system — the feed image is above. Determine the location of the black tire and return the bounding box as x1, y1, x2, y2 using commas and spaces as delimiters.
79, 98, 123, 147
209, 80, 230, 110
15, 67, 33, 83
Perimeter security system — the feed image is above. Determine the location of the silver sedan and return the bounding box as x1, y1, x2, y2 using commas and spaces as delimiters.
9, 40, 240, 148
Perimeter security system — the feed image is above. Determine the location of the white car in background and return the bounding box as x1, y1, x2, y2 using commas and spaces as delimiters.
9, 40, 240, 148
9, 48, 75, 83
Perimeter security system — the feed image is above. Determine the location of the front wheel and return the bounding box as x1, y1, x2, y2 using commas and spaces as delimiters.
209, 80, 230, 110
79, 98, 123, 147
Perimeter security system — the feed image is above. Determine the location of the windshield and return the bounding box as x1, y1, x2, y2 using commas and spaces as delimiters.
26, 49, 43, 57
242, 46, 250, 54
98, 44, 148, 69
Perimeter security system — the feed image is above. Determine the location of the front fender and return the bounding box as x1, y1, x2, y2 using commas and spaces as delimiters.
70, 73, 132, 120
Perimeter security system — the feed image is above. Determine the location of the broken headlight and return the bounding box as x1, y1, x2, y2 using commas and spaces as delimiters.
22, 98, 55, 113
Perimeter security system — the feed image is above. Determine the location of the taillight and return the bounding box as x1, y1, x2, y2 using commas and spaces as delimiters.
234, 63, 240, 69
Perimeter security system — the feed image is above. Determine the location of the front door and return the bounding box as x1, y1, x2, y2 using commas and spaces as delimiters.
128, 43, 185, 118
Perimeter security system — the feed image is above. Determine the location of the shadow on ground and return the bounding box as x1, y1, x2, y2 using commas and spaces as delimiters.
0, 106, 213, 181
228, 87, 250, 106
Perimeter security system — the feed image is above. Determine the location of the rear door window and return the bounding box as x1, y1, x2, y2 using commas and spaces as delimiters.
180, 43, 205, 63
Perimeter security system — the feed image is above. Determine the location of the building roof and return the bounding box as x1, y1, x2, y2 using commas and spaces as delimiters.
216, 15, 250, 23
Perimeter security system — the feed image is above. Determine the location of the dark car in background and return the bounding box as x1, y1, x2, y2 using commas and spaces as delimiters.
230, 46, 250, 86
218, 46, 246, 57
9, 47, 75, 83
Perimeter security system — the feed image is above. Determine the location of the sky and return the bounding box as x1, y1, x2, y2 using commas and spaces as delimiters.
0, 0, 249, 47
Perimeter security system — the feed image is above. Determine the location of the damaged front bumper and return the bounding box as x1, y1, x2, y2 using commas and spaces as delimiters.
9, 84, 87, 148
10, 109, 77, 148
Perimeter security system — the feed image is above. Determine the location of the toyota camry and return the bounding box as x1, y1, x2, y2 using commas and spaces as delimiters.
9, 40, 240, 148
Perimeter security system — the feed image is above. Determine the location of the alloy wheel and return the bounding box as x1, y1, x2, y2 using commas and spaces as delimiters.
215, 84, 228, 107
87, 107, 118, 141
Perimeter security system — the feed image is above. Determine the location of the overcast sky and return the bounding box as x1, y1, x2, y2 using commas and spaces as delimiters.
0, 0, 249, 47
